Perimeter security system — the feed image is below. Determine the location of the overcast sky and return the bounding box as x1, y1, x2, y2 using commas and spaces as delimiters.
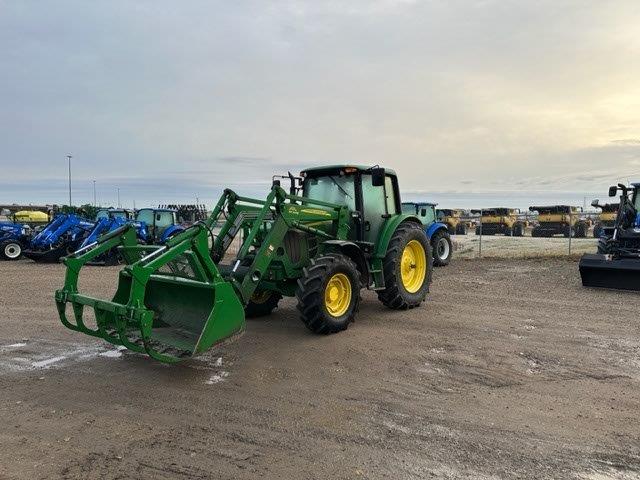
1, 0, 639, 208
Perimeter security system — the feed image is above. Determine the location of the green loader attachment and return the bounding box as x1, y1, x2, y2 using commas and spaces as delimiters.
55, 186, 349, 362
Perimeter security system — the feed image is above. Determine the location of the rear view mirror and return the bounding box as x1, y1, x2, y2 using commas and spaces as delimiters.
371, 167, 385, 187
591, 199, 600, 208
609, 186, 618, 197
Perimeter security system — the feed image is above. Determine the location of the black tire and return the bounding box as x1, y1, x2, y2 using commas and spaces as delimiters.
597, 238, 616, 254
575, 222, 587, 238
563, 226, 574, 238
447, 224, 456, 235
512, 222, 525, 237
593, 223, 603, 238
431, 229, 452, 267
455, 223, 468, 235
0, 240, 22, 260
296, 254, 360, 334
475, 226, 481, 235
378, 223, 433, 310
245, 291, 282, 318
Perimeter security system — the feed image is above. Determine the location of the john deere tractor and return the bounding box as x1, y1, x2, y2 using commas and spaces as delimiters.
529, 205, 588, 238
402, 202, 453, 266
580, 183, 640, 290
591, 200, 618, 238
472, 208, 526, 236
55, 166, 433, 363
436, 209, 468, 235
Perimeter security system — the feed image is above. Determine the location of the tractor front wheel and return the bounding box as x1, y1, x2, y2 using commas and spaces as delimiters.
296, 254, 360, 334
0, 240, 22, 260
431, 229, 452, 267
378, 223, 432, 309
245, 291, 282, 318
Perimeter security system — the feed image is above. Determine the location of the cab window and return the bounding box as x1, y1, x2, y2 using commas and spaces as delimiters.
385, 176, 397, 214
155, 212, 175, 228
304, 175, 356, 211
136, 209, 154, 224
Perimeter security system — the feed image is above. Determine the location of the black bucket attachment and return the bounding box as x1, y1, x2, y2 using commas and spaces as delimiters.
579, 253, 640, 291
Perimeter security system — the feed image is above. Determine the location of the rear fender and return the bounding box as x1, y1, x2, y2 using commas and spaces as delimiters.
160, 225, 185, 243
373, 214, 423, 259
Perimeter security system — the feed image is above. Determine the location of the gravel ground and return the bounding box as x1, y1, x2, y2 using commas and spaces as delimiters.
0, 257, 639, 479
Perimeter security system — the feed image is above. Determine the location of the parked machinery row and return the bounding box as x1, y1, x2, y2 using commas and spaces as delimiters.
1, 206, 201, 262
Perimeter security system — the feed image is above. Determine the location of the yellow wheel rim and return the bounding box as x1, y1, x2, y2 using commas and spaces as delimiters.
401, 240, 427, 293
324, 273, 352, 317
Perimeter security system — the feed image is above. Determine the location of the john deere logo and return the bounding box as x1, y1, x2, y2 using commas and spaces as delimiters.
288, 206, 300, 215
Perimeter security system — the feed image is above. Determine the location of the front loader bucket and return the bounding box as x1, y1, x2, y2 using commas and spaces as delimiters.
579, 253, 640, 291
55, 223, 246, 363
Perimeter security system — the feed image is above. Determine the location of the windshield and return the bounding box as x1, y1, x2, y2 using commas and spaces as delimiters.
401, 204, 417, 215
136, 209, 154, 224
96, 210, 110, 220
111, 211, 128, 220
304, 175, 356, 211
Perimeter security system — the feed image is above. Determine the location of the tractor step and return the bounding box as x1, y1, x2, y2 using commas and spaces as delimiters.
579, 253, 640, 290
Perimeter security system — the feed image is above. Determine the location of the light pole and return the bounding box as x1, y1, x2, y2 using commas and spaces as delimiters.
117, 188, 121, 208
67, 154, 72, 206
93, 180, 96, 207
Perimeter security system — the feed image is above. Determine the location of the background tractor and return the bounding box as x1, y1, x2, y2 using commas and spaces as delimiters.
134, 208, 186, 244
472, 208, 526, 236
23, 213, 95, 263
78, 208, 136, 265
529, 205, 588, 238
591, 200, 618, 238
0, 221, 31, 260
55, 165, 433, 363
436, 209, 468, 235
580, 183, 640, 290
402, 202, 453, 266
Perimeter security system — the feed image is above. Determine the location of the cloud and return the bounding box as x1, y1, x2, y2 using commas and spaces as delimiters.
1, 0, 640, 206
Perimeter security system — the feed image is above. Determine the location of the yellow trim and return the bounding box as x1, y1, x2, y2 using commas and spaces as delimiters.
324, 273, 352, 317
401, 240, 427, 293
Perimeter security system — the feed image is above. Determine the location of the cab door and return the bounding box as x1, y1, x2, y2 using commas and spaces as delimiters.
360, 173, 398, 244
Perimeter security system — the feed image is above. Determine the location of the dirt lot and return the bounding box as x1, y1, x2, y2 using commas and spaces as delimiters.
0, 257, 639, 480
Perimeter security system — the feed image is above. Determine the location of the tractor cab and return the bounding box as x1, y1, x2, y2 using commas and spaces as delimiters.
95, 208, 134, 221
300, 165, 400, 246
401, 202, 437, 224
135, 208, 182, 244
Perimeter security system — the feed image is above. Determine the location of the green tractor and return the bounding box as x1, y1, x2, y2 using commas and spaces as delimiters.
55, 166, 433, 363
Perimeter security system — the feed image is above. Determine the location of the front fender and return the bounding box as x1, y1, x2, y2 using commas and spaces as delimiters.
426, 222, 447, 239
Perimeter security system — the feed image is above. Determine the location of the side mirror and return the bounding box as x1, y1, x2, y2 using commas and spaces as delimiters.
371, 167, 385, 187
609, 185, 618, 197
420, 208, 427, 217
591, 199, 600, 208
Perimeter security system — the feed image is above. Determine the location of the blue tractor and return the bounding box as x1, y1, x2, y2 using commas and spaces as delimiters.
134, 208, 186, 244
0, 221, 31, 260
402, 202, 453, 266
78, 209, 135, 265
23, 214, 95, 263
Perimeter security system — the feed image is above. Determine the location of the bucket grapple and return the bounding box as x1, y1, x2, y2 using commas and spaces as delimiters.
56, 166, 434, 363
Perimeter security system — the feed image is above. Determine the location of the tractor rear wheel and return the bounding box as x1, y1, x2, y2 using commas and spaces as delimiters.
378, 223, 432, 309
296, 254, 360, 334
245, 291, 282, 318
0, 240, 22, 260
455, 223, 468, 235
431, 229, 452, 267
